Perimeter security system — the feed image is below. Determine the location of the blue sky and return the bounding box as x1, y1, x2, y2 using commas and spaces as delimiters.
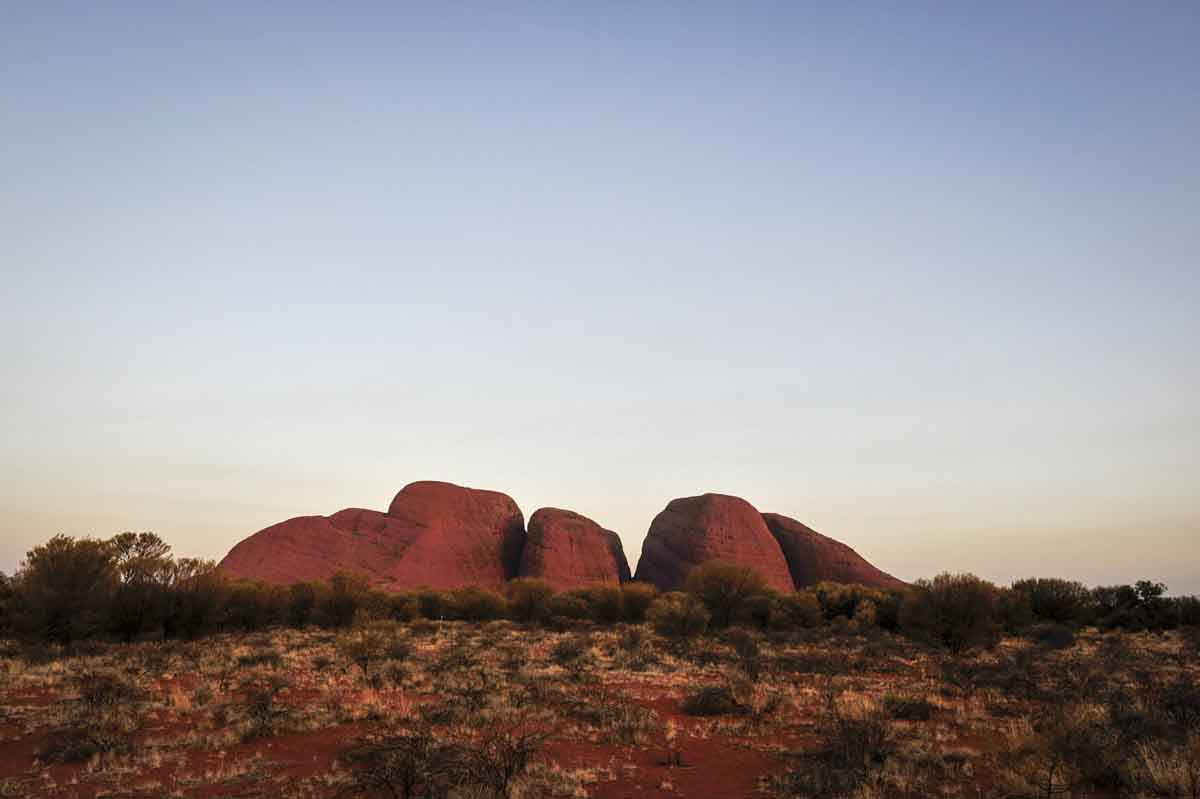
3, 2, 1197, 591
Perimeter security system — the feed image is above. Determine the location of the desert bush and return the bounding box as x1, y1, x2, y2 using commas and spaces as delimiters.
107, 532, 176, 641
165, 558, 226, 638
777, 592, 823, 628
339, 620, 406, 679
506, 579, 555, 623
551, 633, 591, 667
647, 592, 709, 639
222, 580, 287, 631
547, 591, 592, 623
386, 592, 420, 622
237, 648, 283, 669
41, 668, 142, 762
883, 694, 935, 721
722, 627, 763, 680
1030, 623, 1076, 650
0, 572, 11, 637
1011, 577, 1094, 626
287, 582, 320, 627
1131, 734, 1200, 799
684, 561, 769, 628
10, 535, 118, 645
999, 703, 1121, 797
318, 571, 374, 628
774, 687, 894, 797
239, 674, 293, 740
463, 714, 547, 798
447, 586, 508, 622
606, 701, 660, 745
577, 584, 624, 624
682, 685, 742, 716
1093, 580, 1175, 632
899, 573, 999, 653
620, 582, 658, 623
341, 721, 465, 799
1159, 675, 1200, 737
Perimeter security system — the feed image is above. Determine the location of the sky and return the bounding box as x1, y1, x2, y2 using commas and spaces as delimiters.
2, 2, 1198, 592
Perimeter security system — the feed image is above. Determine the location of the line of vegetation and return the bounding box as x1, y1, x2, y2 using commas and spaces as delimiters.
0, 534, 1197, 654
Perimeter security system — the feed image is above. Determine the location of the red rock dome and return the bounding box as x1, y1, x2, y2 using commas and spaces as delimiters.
762, 512, 906, 590
632, 493, 794, 593
516, 507, 630, 591
218, 480, 525, 591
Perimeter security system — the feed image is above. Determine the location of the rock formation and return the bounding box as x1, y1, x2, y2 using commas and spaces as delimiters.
218, 480, 525, 591
516, 508, 630, 590
762, 512, 906, 590
632, 493, 794, 593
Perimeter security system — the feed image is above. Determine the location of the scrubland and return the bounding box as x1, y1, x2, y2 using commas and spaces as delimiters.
1, 621, 1198, 798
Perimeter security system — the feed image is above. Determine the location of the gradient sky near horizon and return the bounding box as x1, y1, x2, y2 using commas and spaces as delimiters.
3, 2, 1198, 591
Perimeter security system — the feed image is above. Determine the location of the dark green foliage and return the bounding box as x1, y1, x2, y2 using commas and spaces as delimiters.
40, 668, 142, 762
683, 561, 769, 628
646, 592, 709, 639
1092, 580, 1183, 631
899, 573, 999, 653
774, 685, 894, 797
463, 716, 546, 799
777, 592, 823, 628
0, 571, 11, 637
619, 583, 658, 623
681, 685, 742, 716
723, 627, 763, 680
505, 579, 555, 623
1011, 578, 1094, 626
446, 587, 508, 622
10, 535, 118, 645
341, 722, 463, 799
1030, 623, 1076, 650
240, 674, 293, 740
320, 571, 374, 628
883, 694, 935, 721
551, 634, 590, 667
577, 585, 624, 624
108, 532, 175, 641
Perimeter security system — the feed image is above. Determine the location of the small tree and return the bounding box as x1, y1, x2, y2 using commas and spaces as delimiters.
11, 535, 118, 645
899, 573, 999, 653
620, 583, 658, 623
683, 561, 769, 628
647, 592, 709, 639
506, 579, 555, 623
108, 532, 175, 641
1011, 578, 1094, 626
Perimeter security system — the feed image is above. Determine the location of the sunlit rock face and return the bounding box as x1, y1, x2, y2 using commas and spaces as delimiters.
761, 512, 907, 590
632, 493, 794, 593
516, 507, 630, 591
218, 480, 525, 591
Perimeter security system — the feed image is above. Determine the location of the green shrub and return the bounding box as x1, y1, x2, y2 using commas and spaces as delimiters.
682, 685, 741, 716
684, 561, 769, 628
548, 591, 592, 623
883, 694, 935, 721
1011, 578, 1094, 625
447, 587, 507, 621
319, 572, 374, 628
506, 579, 555, 623
577, 584, 624, 624
647, 592, 709, 639
40, 668, 142, 762
899, 573, 999, 653
620, 583, 658, 623
1030, 623, 1076, 650
778, 592, 823, 628
10, 535, 118, 645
